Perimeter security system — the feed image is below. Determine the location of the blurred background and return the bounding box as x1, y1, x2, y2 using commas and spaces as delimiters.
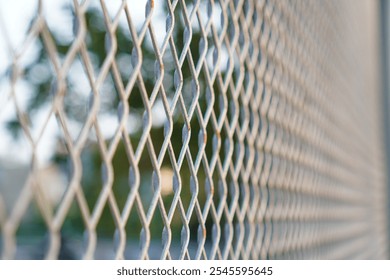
0, 0, 227, 259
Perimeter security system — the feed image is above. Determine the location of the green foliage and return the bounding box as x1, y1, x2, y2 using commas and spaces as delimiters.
9, 4, 221, 242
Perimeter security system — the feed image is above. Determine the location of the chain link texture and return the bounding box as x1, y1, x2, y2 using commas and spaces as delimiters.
0, 0, 388, 259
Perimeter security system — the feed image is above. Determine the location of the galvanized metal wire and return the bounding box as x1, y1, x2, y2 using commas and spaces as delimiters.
0, 0, 388, 259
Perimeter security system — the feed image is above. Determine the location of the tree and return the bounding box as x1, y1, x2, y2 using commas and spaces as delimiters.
2, 2, 227, 251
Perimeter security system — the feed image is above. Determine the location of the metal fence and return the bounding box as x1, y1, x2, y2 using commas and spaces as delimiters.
0, 0, 388, 259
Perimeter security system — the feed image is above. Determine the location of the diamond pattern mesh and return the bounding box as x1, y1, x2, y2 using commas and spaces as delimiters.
0, 0, 388, 259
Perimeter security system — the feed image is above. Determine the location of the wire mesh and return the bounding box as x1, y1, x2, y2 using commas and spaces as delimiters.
0, 0, 388, 259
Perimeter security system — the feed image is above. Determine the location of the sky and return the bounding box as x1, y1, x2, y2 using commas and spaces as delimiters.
0, 0, 157, 166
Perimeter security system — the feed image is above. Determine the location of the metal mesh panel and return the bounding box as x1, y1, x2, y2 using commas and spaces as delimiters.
0, 0, 388, 259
